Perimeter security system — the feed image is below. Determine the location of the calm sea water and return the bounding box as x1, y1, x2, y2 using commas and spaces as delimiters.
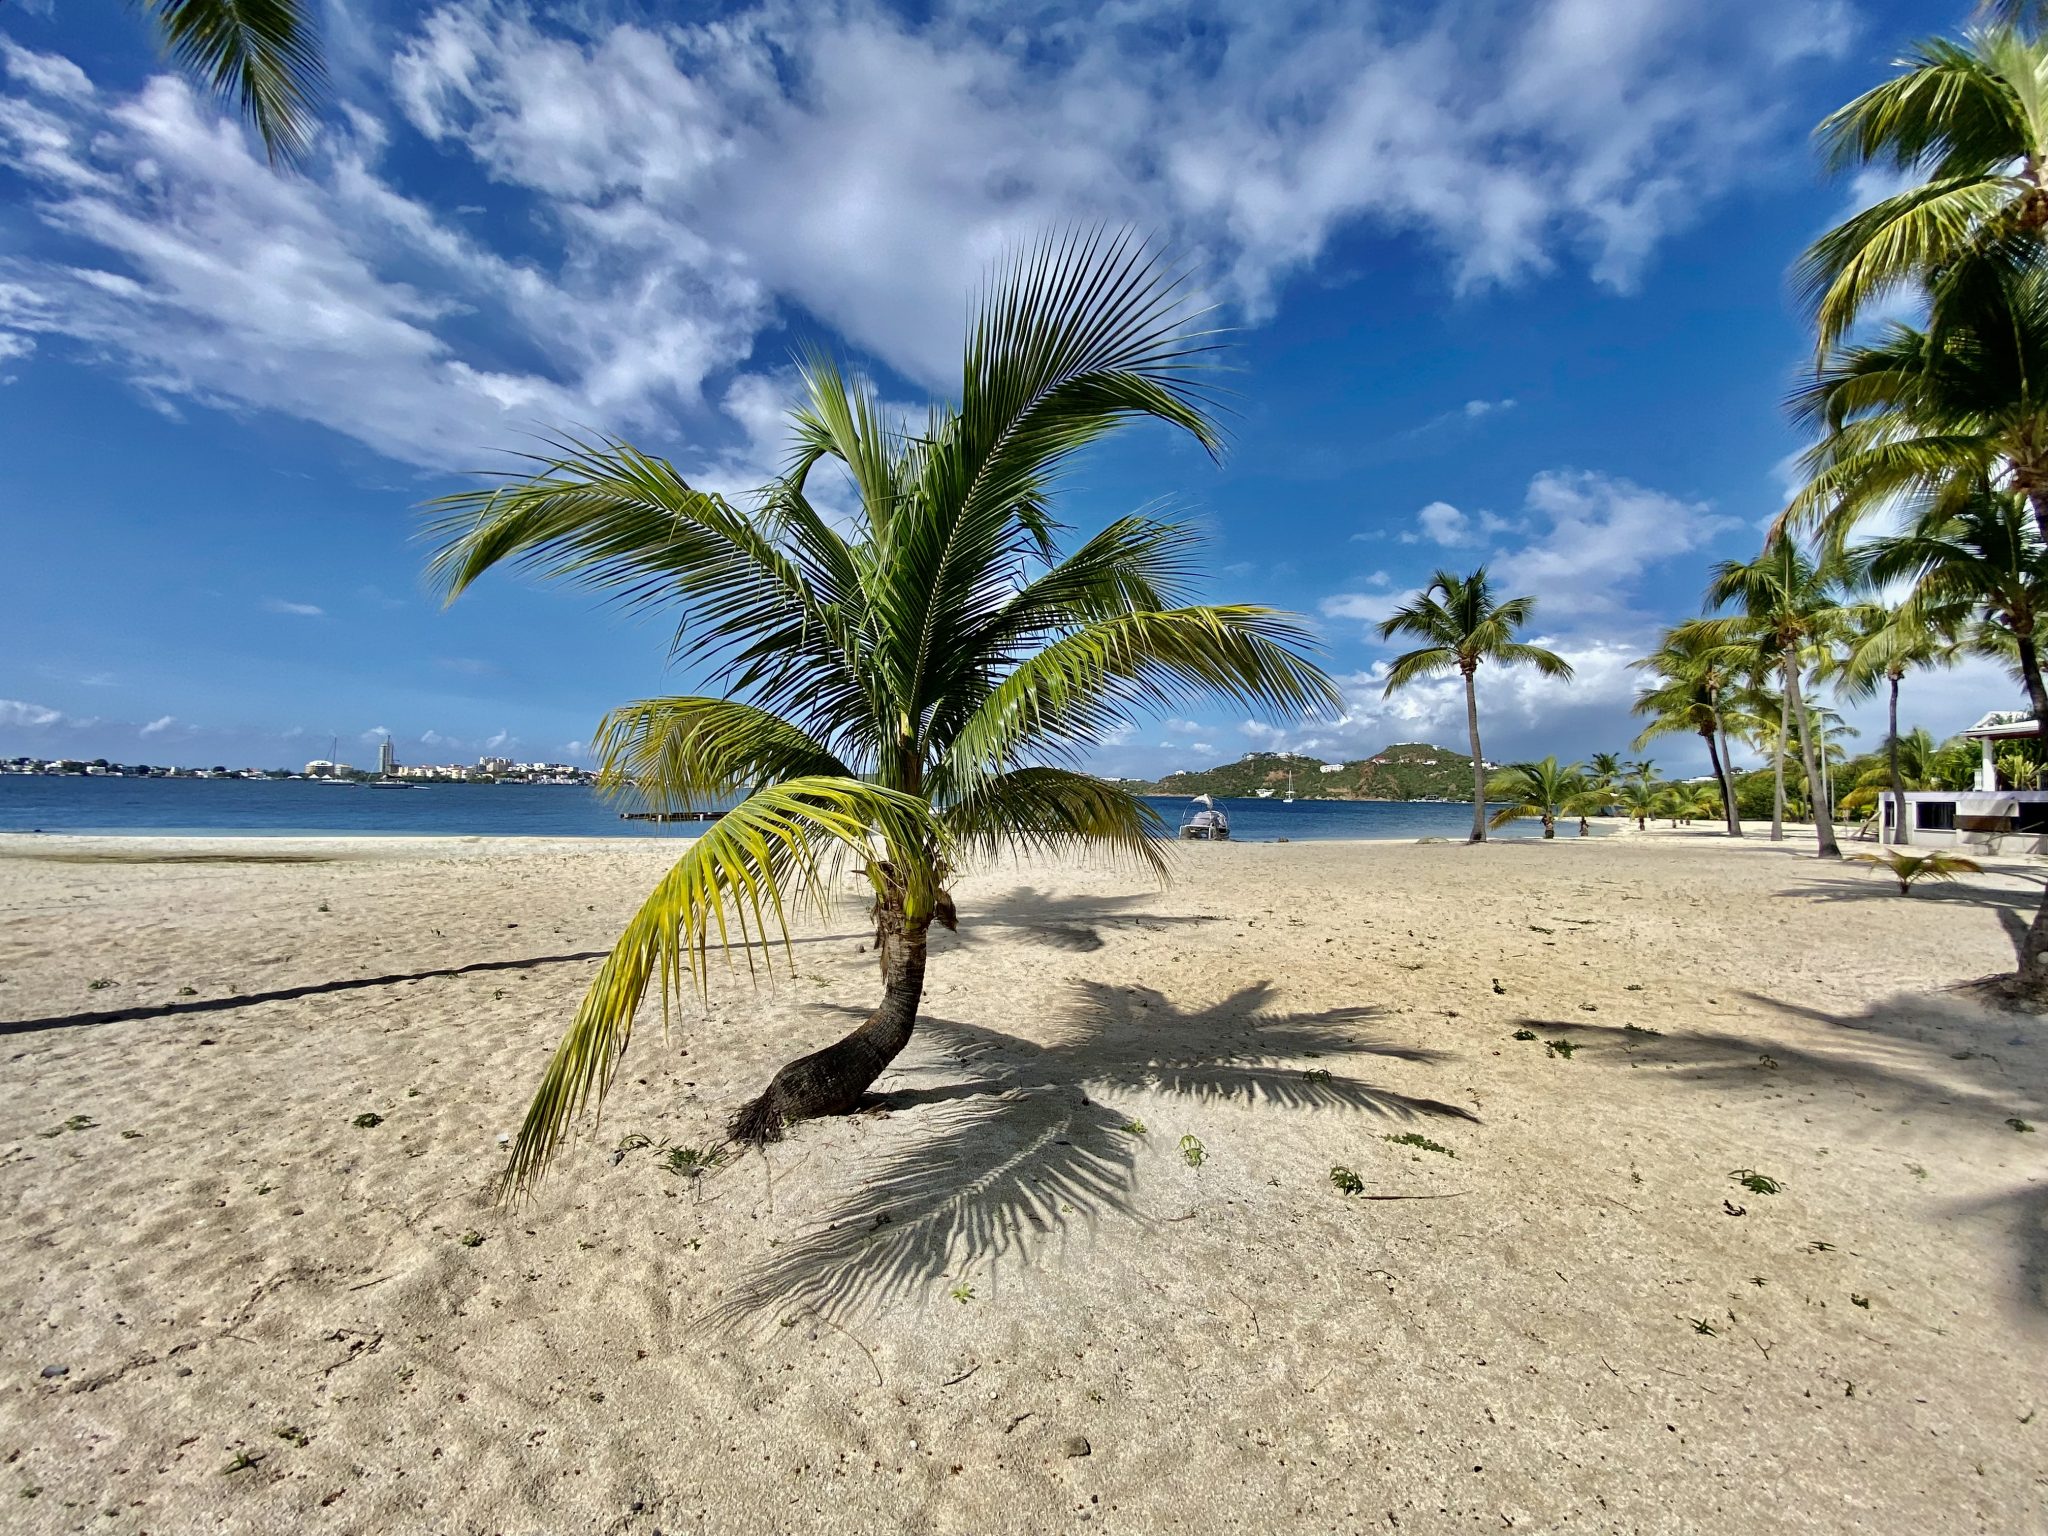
0, 777, 1577, 842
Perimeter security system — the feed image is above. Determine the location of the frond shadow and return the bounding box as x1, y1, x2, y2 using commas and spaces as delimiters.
702, 979, 1469, 1329
944, 883, 1223, 954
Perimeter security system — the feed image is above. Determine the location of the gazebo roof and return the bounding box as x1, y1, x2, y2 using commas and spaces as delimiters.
1962, 710, 2046, 740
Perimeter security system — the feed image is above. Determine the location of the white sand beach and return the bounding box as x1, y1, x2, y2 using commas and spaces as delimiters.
0, 830, 2043, 1533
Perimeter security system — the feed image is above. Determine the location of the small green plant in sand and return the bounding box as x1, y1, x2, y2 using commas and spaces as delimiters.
1117, 1118, 1147, 1137
1179, 1134, 1207, 1168
1301, 1068, 1333, 1085
352, 1112, 384, 1129
175, 986, 198, 997
950, 1283, 976, 1304
1384, 1132, 1455, 1158
457, 1230, 484, 1248
1621, 1023, 1662, 1038
663, 1145, 725, 1178
2009, 1117, 2036, 1133
1849, 848, 1982, 896
1330, 1165, 1365, 1195
222, 1452, 261, 1475
275, 1426, 310, 1448
1545, 1039, 1578, 1059
1512, 1028, 1538, 1042
87, 978, 115, 991
1688, 1318, 1718, 1336
1731, 1169, 1782, 1195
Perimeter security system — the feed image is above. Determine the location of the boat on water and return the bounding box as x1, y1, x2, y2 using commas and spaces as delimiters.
1177, 794, 1230, 841
1283, 767, 1296, 804
367, 780, 419, 789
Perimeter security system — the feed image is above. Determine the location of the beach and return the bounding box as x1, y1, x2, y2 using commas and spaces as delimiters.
0, 829, 2042, 1533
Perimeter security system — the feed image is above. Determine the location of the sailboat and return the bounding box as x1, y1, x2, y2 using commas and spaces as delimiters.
1283, 765, 1296, 804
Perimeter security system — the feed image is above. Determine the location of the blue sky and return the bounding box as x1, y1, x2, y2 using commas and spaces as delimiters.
0, 0, 2002, 777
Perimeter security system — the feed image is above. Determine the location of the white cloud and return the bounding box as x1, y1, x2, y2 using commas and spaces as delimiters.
1403, 500, 1522, 548
1191, 742, 1214, 756
0, 4, 1851, 467
263, 597, 326, 616
483, 728, 511, 749
0, 698, 65, 728
1495, 469, 1737, 619
1320, 590, 1407, 625
139, 714, 174, 736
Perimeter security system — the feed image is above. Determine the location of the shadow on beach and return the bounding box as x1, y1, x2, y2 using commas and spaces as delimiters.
702, 979, 1474, 1330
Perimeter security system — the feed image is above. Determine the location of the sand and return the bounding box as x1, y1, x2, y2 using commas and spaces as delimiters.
0, 827, 2042, 1534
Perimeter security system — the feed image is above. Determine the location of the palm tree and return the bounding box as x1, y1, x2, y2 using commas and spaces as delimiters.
1629, 624, 1748, 838
1703, 540, 1851, 859
139, 1, 326, 167
1858, 485, 2048, 718
1835, 600, 1961, 844
1587, 751, 1625, 800
1377, 569, 1573, 842
1798, 24, 2048, 351
1617, 778, 1659, 831
1485, 757, 1596, 839
427, 235, 1338, 1193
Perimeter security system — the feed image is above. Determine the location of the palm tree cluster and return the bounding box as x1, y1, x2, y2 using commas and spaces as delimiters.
1625, 12, 2048, 987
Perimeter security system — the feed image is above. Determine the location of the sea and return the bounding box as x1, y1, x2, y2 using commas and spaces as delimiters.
0, 777, 1583, 842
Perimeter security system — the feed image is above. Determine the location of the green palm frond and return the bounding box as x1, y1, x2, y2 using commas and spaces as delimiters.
941, 766, 1170, 879
593, 698, 853, 806
1377, 568, 1570, 695
500, 777, 940, 1195
140, 0, 326, 167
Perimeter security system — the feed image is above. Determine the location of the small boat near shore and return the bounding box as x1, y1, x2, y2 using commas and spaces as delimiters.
619, 809, 728, 823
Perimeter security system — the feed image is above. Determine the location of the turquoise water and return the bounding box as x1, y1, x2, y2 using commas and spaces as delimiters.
0, 777, 1579, 841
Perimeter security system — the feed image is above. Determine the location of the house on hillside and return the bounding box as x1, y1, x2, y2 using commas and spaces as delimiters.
1879, 710, 2048, 852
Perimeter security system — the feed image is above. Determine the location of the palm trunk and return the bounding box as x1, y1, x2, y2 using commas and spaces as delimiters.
2011, 610, 2048, 994
1784, 657, 1839, 859
729, 896, 931, 1144
1464, 666, 1486, 843
2017, 631, 2048, 722
1887, 672, 1907, 848
1771, 686, 1789, 841
1710, 726, 1742, 837
1542, 810, 1555, 839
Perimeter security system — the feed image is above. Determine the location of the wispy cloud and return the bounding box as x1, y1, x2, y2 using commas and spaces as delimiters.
139, 714, 175, 736
263, 598, 326, 617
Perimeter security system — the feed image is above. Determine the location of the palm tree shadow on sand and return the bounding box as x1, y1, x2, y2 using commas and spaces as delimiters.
700, 979, 1474, 1330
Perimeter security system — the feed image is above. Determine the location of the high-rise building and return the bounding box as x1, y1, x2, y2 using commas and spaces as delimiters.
378, 736, 396, 777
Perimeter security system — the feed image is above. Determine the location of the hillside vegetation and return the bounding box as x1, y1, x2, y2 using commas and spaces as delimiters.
1131, 744, 1475, 801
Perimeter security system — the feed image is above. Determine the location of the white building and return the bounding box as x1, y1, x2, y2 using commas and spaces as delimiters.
1878, 711, 2048, 854
377, 736, 397, 777
303, 758, 348, 778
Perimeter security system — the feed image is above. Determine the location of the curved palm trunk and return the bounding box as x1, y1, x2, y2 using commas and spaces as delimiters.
2017, 631, 2048, 722
1770, 689, 1788, 842
1886, 672, 1908, 848
1542, 810, 1555, 839
730, 897, 931, 1145
1784, 657, 1840, 859
2011, 616, 2048, 994
1463, 665, 1486, 843
1715, 725, 1744, 837
1701, 727, 1739, 838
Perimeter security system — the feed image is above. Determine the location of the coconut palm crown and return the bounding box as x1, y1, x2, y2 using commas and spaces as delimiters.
427, 234, 1339, 1195
1377, 568, 1572, 843
1798, 24, 2048, 351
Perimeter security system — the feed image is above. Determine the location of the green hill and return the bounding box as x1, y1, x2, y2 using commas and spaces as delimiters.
1132, 742, 1474, 801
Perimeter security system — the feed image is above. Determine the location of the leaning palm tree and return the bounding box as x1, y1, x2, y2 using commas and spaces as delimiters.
427, 235, 1337, 1194
1702, 540, 1852, 859
1377, 569, 1572, 842
138, 1, 326, 166
1616, 778, 1659, 831
1629, 623, 1749, 838
1485, 757, 1597, 839
1799, 24, 2048, 351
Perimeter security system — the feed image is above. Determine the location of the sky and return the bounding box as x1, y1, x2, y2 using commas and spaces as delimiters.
0, 0, 2011, 778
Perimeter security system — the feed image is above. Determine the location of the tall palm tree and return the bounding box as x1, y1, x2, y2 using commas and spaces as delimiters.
428, 235, 1338, 1193
1587, 751, 1625, 800
1377, 569, 1572, 843
1629, 624, 1748, 838
1835, 598, 1961, 844
1798, 24, 2048, 351
1702, 540, 1851, 859
1617, 777, 1659, 831
1485, 757, 1597, 839
139, 1, 326, 166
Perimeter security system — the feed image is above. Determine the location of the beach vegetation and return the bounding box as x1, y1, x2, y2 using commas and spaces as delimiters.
1329, 1165, 1364, 1195
1849, 848, 1985, 894
1484, 756, 1600, 838
1383, 1132, 1454, 1157
138, 0, 328, 168
428, 234, 1335, 1194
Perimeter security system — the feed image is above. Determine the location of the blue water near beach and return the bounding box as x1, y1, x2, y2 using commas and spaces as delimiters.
0, 776, 1590, 842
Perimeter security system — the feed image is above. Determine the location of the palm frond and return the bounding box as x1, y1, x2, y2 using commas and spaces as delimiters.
142, 0, 325, 167
500, 777, 941, 1196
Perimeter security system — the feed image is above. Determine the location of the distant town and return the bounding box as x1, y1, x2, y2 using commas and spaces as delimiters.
2, 737, 594, 786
